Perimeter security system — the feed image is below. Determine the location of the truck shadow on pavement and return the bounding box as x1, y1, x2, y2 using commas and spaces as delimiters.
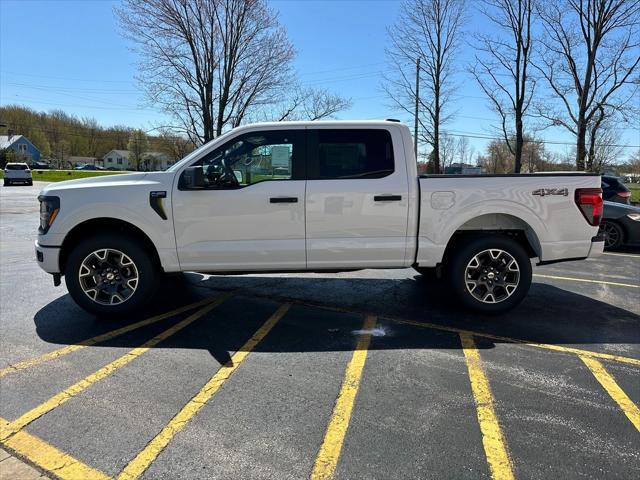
33, 272, 640, 366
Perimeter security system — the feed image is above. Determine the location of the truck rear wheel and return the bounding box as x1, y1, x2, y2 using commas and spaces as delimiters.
448, 235, 532, 315
65, 233, 159, 316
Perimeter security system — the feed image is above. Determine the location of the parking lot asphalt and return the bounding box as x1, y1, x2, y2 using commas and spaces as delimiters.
1, 181, 638, 480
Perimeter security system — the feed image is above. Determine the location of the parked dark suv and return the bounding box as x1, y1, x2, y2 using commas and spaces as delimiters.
602, 175, 631, 204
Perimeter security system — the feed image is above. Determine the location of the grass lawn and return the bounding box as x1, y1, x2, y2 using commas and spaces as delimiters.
0, 169, 128, 182
625, 183, 640, 204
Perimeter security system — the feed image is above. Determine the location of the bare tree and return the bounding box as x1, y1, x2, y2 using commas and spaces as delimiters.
471, 0, 535, 173
157, 128, 196, 161
384, 0, 466, 174
535, 0, 640, 170
481, 138, 516, 173
251, 86, 351, 123
456, 135, 470, 164
275, 87, 352, 122
106, 126, 132, 150
117, 0, 295, 145
440, 133, 457, 171
82, 117, 100, 159
587, 119, 625, 172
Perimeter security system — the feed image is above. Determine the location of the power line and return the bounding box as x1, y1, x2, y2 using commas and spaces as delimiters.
2, 117, 637, 150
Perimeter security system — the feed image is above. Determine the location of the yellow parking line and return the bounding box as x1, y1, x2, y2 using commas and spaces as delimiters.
533, 273, 639, 289
0, 295, 220, 378
117, 303, 292, 480
0, 294, 231, 443
394, 317, 640, 367
230, 292, 640, 367
579, 356, 640, 432
310, 315, 376, 480
603, 252, 640, 259
0, 416, 111, 480
460, 333, 515, 480
393, 314, 640, 367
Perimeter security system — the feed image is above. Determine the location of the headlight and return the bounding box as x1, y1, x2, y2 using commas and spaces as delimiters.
627, 213, 640, 221
38, 195, 60, 233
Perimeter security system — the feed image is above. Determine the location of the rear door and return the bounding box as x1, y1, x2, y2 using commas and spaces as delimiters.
305, 127, 410, 268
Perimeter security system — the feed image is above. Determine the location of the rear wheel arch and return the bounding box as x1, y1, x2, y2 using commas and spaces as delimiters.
442, 213, 540, 264
59, 218, 163, 274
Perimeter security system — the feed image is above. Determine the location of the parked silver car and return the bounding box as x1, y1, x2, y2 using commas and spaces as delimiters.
3, 163, 33, 186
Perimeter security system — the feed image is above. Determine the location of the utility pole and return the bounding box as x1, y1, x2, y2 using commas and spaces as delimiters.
414, 57, 420, 161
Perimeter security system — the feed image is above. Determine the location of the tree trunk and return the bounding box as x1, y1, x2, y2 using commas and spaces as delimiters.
576, 121, 587, 171
514, 114, 523, 173
432, 118, 440, 174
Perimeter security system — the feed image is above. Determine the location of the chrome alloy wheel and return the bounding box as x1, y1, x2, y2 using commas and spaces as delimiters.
464, 249, 520, 304
78, 248, 139, 305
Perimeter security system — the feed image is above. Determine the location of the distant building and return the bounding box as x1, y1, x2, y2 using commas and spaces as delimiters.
103, 150, 130, 169
142, 151, 173, 171
102, 150, 174, 171
0, 134, 41, 162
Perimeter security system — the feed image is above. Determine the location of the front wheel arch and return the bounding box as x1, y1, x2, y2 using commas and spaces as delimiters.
64, 232, 160, 316
59, 218, 163, 274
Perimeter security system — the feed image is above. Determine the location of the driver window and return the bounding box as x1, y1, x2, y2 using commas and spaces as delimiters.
198, 131, 296, 189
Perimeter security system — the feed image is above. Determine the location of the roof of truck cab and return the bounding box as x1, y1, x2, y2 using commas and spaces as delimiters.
230, 120, 408, 130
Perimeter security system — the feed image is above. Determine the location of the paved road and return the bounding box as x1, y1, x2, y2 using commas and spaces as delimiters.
1, 182, 639, 480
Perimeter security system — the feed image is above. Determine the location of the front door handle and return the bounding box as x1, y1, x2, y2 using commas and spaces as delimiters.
374, 195, 402, 202
270, 197, 298, 204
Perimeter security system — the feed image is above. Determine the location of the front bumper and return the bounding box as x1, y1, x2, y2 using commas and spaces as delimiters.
35, 241, 61, 274
6, 176, 32, 183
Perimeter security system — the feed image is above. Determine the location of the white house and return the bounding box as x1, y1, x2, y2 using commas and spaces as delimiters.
142, 151, 173, 171
103, 150, 130, 170
102, 150, 174, 171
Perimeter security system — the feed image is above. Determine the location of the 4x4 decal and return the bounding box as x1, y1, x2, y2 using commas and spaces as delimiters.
532, 188, 569, 197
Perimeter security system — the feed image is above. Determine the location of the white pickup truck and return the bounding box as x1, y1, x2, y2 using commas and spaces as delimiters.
35, 121, 604, 316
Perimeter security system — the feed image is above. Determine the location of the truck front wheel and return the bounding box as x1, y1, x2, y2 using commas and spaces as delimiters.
65, 233, 159, 316
448, 235, 532, 315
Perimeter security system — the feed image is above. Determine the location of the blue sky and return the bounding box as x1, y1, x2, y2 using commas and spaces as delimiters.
1, 0, 638, 158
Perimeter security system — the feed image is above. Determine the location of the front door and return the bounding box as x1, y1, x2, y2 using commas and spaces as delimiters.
305, 127, 410, 269
172, 129, 306, 271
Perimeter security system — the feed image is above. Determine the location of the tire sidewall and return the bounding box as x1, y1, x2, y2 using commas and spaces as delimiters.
448, 235, 532, 315
65, 233, 159, 316
601, 220, 623, 250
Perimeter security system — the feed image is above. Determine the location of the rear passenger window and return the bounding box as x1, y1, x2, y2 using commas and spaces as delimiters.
311, 129, 394, 179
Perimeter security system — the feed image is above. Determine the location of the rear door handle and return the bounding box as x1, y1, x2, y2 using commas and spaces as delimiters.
374, 195, 402, 202
270, 197, 298, 203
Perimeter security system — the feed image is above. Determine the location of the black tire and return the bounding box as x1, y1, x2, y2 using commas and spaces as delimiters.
27, 180, 33, 186
599, 220, 624, 250
3, 179, 9, 186
65, 233, 160, 316
447, 235, 532, 315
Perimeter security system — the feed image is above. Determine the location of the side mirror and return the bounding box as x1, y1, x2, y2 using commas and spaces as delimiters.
181, 166, 205, 189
